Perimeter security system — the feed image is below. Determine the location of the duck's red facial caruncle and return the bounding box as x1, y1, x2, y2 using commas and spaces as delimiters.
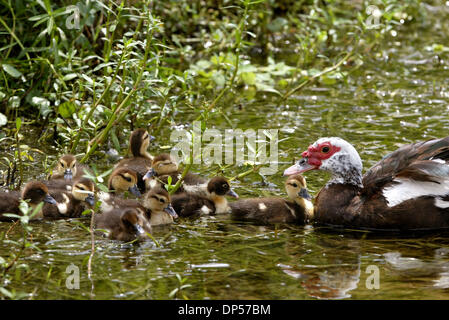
284, 141, 341, 176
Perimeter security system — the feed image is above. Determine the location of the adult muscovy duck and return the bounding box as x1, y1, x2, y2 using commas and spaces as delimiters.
284, 136, 449, 231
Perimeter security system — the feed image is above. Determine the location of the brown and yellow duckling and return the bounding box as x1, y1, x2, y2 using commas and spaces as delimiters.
141, 186, 178, 226
142, 153, 206, 193
107, 167, 141, 197
49, 154, 91, 181
114, 129, 154, 193
95, 207, 152, 242
0, 181, 57, 221
98, 186, 177, 234
171, 176, 239, 217
43, 177, 96, 219
229, 174, 314, 224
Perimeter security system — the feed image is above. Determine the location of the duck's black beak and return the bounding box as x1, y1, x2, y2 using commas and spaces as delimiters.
86, 193, 95, 206
128, 185, 142, 197
44, 194, 57, 205
143, 168, 156, 181
164, 204, 178, 219
226, 189, 239, 199
298, 188, 312, 200
64, 169, 73, 180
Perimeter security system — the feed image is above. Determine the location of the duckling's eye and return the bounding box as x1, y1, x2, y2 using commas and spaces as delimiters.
222, 184, 228, 189
76, 185, 85, 191
122, 175, 132, 182
60, 162, 65, 167
159, 198, 165, 203
292, 183, 298, 188
321, 146, 330, 153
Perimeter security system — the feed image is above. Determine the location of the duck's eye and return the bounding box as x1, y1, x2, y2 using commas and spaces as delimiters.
321, 146, 330, 153
292, 183, 298, 188
60, 162, 65, 167
159, 198, 165, 203
222, 184, 228, 189
76, 185, 85, 191
124, 176, 132, 182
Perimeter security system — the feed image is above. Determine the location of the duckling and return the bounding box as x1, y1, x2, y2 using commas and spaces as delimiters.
99, 186, 177, 227
95, 207, 152, 242
171, 176, 239, 217
107, 167, 142, 197
142, 153, 206, 192
114, 129, 154, 193
98, 168, 142, 212
43, 177, 96, 219
49, 154, 90, 181
0, 181, 57, 221
141, 186, 178, 226
229, 174, 314, 224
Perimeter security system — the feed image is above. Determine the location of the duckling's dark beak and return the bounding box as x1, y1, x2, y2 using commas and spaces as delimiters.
226, 189, 239, 199
298, 188, 312, 200
44, 194, 57, 205
284, 158, 316, 176
143, 168, 156, 181
164, 204, 178, 219
128, 185, 142, 197
86, 193, 95, 206
64, 169, 73, 180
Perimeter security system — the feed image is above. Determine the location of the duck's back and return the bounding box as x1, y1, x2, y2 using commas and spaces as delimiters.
0, 190, 20, 220
171, 193, 215, 217
230, 197, 307, 224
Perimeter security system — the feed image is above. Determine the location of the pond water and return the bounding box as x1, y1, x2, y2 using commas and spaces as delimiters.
2, 3, 449, 300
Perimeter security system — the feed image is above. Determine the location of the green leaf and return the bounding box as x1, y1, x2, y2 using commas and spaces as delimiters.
62, 73, 78, 81
31, 97, 51, 118
241, 72, 256, 85
2, 64, 23, 78
16, 117, 22, 131
58, 101, 76, 118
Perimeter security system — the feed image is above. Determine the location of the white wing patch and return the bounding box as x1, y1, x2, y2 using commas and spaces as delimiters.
435, 198, 449, 209
200, 205, 212, 215
258, 203, 267, 211
383, 177, 449, 207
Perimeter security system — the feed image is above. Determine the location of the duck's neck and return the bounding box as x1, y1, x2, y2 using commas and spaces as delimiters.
293, 198, 314, 219
210, 195, 230, 214
327, 165, 363, 189
149, 210, 173, 226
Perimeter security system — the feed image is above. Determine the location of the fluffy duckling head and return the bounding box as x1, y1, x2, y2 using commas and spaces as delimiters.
71, 178, 96, 206
285, 174, 314, 218
120, 207, 153, 242
55, 154, 77, 180
142, 186, 178, 219
21, 181, 57, 206
129, 128, 154, 159
207, 177, 239, 199
143, 153, 179, 180
108, 168, 141, 197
